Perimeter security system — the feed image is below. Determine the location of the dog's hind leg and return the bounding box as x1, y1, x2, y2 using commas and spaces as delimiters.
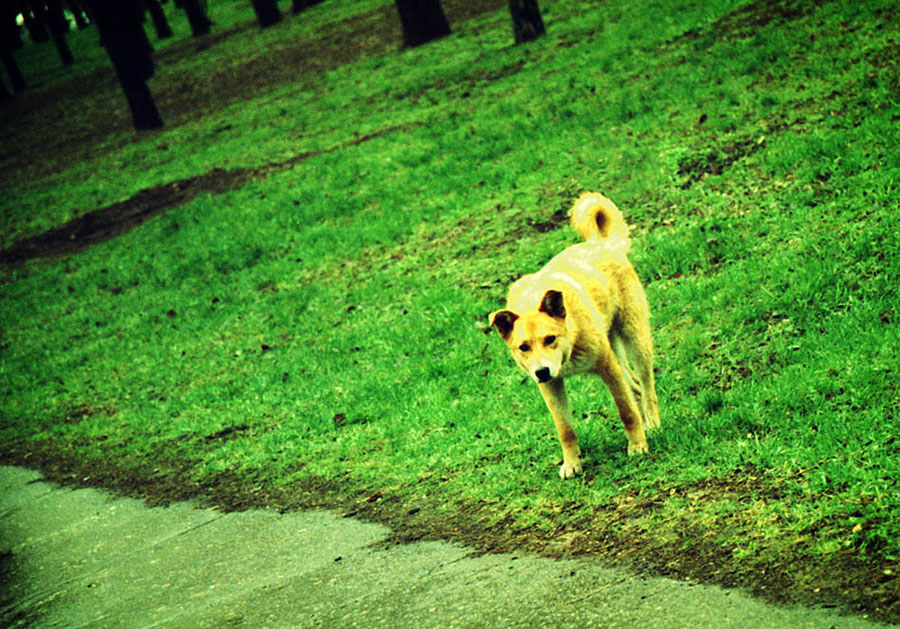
611, 332, 643, 407
537, 378, 583, 479
594, 337, 648, 455
620, 311, 661, 432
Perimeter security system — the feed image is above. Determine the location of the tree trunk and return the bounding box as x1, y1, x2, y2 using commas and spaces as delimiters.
1, 4, 24, 49
2, 51, 27, 91
52, 33, 74, 65
181, 0, 211, 36
87, 0, 163, 130
509, 0, 545, 44
250, 0, 281, 27
121, 80, 164, 130
1, 2, 27, 90
45, 0, 75, 65
26, 0, 75, 65
144, 0, 173, 39
22, 10, 50, 44
394, 0, 450, 48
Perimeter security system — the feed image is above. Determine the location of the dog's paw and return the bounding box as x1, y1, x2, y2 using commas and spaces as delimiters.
627, 442, 649, 456
559, 459, 583, 479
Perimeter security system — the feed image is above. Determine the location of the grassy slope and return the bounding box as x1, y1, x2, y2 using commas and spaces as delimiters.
2, 0, 899, 619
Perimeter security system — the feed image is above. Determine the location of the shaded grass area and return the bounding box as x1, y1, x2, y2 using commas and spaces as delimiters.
1, 0, 899, 621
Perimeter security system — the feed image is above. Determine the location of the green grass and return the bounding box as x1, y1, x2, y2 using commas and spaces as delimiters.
2, 0, 899, 618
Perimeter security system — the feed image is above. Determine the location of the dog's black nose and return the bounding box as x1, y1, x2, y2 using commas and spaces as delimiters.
534, 367, 552, 383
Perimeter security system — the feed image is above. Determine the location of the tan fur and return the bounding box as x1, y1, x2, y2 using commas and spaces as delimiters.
490, 193, 660, 479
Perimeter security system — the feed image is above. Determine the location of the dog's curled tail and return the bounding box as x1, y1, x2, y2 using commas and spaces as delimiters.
570, 192, 631, 254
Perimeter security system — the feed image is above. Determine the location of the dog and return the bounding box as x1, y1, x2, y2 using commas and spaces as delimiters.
490, 193, 660, 479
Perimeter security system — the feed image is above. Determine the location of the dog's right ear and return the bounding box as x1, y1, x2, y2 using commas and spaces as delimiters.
489, 310, 518, 340
539, 290, 566, 319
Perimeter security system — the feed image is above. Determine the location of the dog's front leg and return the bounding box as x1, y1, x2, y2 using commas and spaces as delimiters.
538, 379, 582, 479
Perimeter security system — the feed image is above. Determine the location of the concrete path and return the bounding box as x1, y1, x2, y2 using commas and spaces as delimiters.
0, 466, 887, 628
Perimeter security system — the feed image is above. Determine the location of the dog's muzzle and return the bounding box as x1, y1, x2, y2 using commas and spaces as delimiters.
534, 367, 553, 383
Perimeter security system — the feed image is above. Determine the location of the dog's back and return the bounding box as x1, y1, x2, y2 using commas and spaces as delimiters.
506, 193, 636, 317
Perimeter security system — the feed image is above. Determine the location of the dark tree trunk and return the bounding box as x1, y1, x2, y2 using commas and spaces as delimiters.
509, 0, 545, 44
22, 9, 50, 44
181, 0, 211, 37
1, 1, 27, 89
87, 0, 163, 130
2, 2, 25, 49
22, 1, 73, 64
144, 0, 173, 39
43, 0, 75, 66
121, 79, 162, 130
394, 0, 450, 48
2, 50, 27, 91
250, 0, 281, 27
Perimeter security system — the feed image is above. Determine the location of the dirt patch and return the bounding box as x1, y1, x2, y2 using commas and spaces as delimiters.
673, 0, 835, 45
1, 438, 896, 624
0, 122, 420, 265
526, 208, 569, 233
676, 136, 762, 189
706, 0, 832, 40
676, 113, 803, 189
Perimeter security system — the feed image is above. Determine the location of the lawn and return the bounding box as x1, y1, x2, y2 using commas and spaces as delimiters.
1, 0, 898, 620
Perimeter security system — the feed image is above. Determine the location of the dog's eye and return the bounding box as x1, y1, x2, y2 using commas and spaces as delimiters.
544, 335, 556, 346
518, 343, 531, 353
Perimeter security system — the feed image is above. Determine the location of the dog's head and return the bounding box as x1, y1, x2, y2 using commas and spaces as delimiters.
490, 290, 571, 384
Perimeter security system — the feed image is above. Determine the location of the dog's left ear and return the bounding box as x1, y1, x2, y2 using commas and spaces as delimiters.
490, 310, 518, 339
539, 290, 566, 319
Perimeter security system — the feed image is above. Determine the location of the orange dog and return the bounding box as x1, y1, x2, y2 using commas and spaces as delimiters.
490, 193, 660, 478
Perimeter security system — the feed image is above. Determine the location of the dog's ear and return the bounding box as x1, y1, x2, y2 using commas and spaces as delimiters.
490, 310, 519, 339
539, 290, 566, 319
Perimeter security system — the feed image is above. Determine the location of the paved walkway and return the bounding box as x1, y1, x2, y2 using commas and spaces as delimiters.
0, 466, 887, 628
